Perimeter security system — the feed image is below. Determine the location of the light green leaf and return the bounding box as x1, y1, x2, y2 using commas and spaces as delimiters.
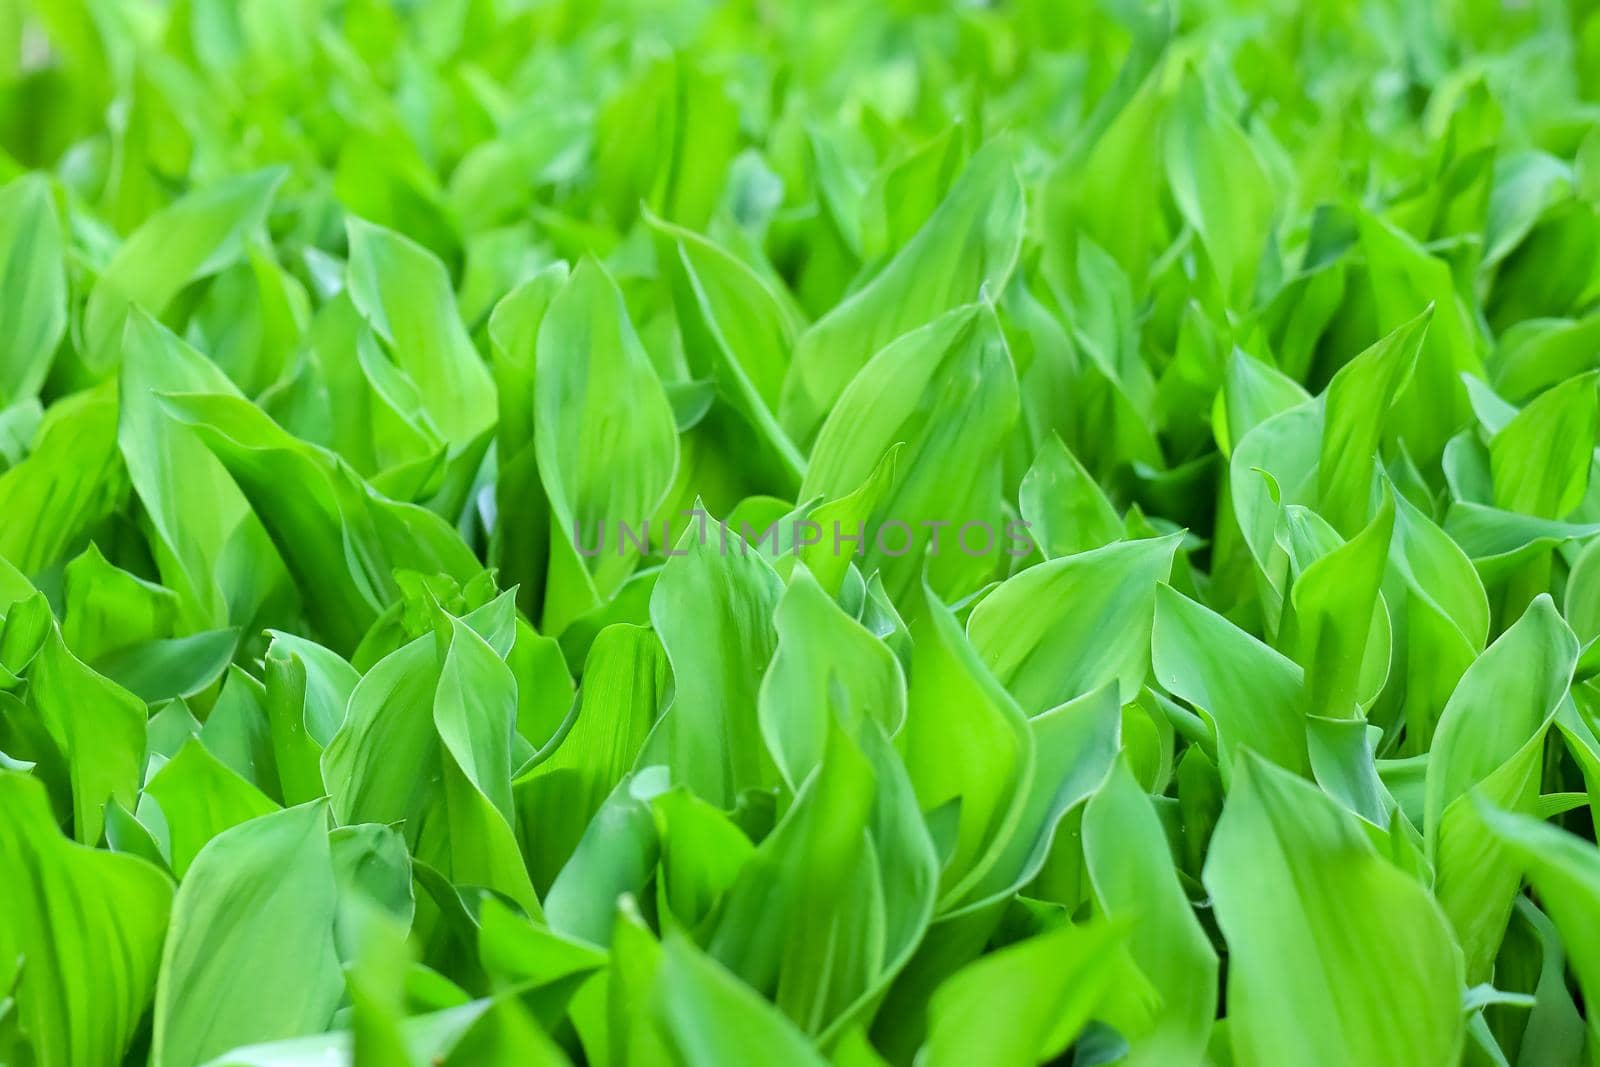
654, 936, 829, 1067
649, 522, 782, 809
781, 143, 1024, 446
967, 535, 1180, 713
1318, 309, 1429, 538
1084, 758, 1217, 1066
345, 217, 496, 446
0, 772, 171, 1067
1152, 584, 1309, 780
163, 389, 482, 653
1479, 802, 1600, 1061
1425, 595, 1578, 980
153, 801, 344, 1067
922, 918, 1127, 1067
0, 174, 67, 405
800, 303, 1020, 603
516, 623, 666, 892
28, 623, 146, 845
1489, 371, 1598, 518
1017, 434, 1123, 559
759, 565, 905, 789
84, 168, 285, 373
1204, 754, 1464, 1067
535, 257, 679, 634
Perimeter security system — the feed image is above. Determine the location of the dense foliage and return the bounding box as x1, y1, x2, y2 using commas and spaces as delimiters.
3, 0, 1600, 1064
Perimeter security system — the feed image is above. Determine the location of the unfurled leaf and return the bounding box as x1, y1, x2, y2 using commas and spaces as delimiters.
145, 738, 279, 876
153, 801, 343, 1067
517, 623, 666, 891
28, 623, 146, 845
1285, 491, 1394, 717
1084, 758, 1217, 1066
0, 174, 67, 405
1318, 309, 1429, 538
1489, 371, 1598, 518
84, 168, 284, 373
967, 535, 1179, 713
901, 580, 1029, 901
1017, 434, 1123, 559
345, 218, 496, 447
0, 772, 171, 1067
1164, 71, 1274, 307
922, 917, 1127, 1067
535, 258, 679, 634
1153, 585, 1309, 779
0, 380, 124, 574
1425, 595, 1578, 980
654, 936, 829, 1067
781, 145, 1024, 445
1479, 803, 1600, 1061
759, 566, 905, 789
649, 523, 782, 809
800, 303, 1020, 603
163, 390, 482, 653
1205, 754, 1464, 1067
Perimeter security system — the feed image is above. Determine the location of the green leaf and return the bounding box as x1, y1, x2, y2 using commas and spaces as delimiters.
84, 168, 285, 374
799, 303, 1020, 603
516, 623, 666, 892
781, 143, 1024, 446
648, 210, 805, 493
534, 257, 679, 634
197, 1002, 493, 1067
27, 623, 146, 845
345, 217, 497, 447
544, 770, 667, 948
96, 627, 240, 704
431, 610, 540, 914
759, 565, 905, 790
1204, 754, 1464, 1067
1489, 371, 1599, 518
1318, 309, 1429, 538
119, 309, 290, 629
0, 772, 172, 1067
145, 738, 279, 876
901, 579, 1030, 902
162, 389, 482, 653
1152, 584, 1309, 779
648, 521, 782, 809
922, 917, 1127, 1067
487, 264, 566, 620
61, 542, 179, 662
952, 684, 1122, 912
1478, 803, 1600, 1061
1425, 595, 1578, 980
967, 535, 1180, 713
1284, 490, 1394, 717
1384, 489, 1489, 751
263, 631, 356, 804
0, 380, 124, 574
1355, 210, 1483, 465
0, 174, 67, 405
1084, 758, 1217, 1066
152, 801, 344, 1067
654, 936, 829, 1067
1017, 434, 1123, 559
707, 719, 937, 1039
1164, 70, 1274, 306
324, 594, 537, 913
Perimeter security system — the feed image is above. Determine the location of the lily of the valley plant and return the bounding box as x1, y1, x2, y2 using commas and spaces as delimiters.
3, 1, 1600, 1065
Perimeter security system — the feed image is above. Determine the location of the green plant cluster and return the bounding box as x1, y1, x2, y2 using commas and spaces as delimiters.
3, 1, 1600, 1065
